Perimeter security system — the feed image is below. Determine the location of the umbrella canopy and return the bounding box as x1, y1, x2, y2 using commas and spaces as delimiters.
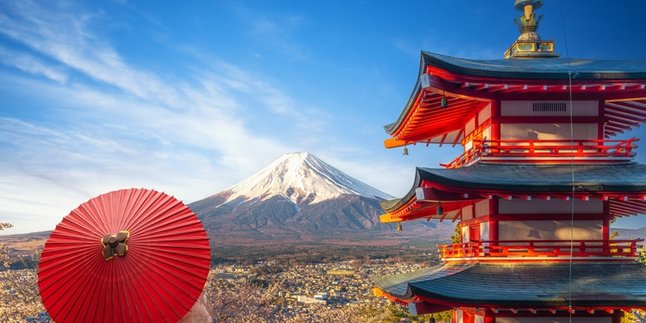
38, 188, 211, 322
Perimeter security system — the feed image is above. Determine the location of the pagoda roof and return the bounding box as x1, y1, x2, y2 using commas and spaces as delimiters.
383, 52, 646, 147
380, 163, 646, 223
382, 163, 646, 212
373, 262, 646, 307
419, 52, 646, 81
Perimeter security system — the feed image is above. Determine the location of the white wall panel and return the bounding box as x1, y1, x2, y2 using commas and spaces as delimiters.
498, 199, 603, 214
498, 220, 602, 240
501, 100, 598, 116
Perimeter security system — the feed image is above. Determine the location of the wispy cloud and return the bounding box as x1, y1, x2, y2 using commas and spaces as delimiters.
0, 1, 184, 107
0, 46, 68, 83
198, 61, 330, 133
0, 0, 413, 234
0, 1, 306, 233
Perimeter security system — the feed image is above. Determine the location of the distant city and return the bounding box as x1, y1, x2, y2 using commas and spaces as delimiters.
1, 257, 451, 322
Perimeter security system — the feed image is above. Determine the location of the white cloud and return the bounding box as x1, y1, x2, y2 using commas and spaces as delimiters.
0, 0, 414, 235
0, 46, 68, 83
0, 1, 182, 107
0, 1, 300, 234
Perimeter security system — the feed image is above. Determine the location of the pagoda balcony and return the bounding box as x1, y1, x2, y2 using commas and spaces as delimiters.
442, 138, 638, 168
439, 239, 644, 261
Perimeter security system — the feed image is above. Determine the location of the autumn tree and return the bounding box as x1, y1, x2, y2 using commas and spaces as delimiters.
450, 223, 462, 244
0, 222, 13, 268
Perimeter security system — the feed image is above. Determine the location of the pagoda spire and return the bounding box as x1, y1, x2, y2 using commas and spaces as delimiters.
504, 0, 559, 59
514, 0, 543, 37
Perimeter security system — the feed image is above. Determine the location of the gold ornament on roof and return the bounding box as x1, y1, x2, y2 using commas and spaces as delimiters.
504, 0, 559, 59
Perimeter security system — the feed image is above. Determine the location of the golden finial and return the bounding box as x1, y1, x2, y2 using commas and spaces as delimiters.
504, 0, 558, 59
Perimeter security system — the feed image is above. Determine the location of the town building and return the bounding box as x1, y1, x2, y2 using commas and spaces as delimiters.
373, 1, 646, 322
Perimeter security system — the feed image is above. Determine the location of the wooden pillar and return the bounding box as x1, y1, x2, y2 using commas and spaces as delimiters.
488, 197, 497, 216
490, 220, 499, 242
489, 198, 499, 244
602, 200, 610, 241
598, 99, 605, 139
602, 218, 610, 241
491, 100, 501, 140
464, 311, 474, 323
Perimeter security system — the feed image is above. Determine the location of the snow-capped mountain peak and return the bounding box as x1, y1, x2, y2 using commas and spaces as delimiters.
224, 152, 391, 205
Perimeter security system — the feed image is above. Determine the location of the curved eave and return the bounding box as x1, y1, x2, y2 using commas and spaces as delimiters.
384, 78, 423, 135
379, 169, 424, 212
379, 169, 479, 223
381, 163, 646, 211
374, 262, 646, 308
416, 163, 646, 193
421, 51, 646, 81
380, 163, 646, 223
384, 52, 646, 145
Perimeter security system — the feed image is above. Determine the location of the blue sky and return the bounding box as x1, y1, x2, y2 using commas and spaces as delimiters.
1, 0, 645, 234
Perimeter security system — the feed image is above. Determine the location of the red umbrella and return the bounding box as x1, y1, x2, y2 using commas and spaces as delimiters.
38, 188, 211, 322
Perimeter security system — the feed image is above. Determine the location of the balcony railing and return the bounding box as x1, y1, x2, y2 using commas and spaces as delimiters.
439, 239, 644, 260
441, 138, 638, 168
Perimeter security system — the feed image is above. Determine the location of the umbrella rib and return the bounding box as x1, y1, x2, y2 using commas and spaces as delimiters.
69, 253, 105, 322
115, 258, 142, 322
41, 251, 102, 321
127, 254, 181, 321
121, 188, 143, 234
38, 246, 99, 289
128, 192, 173, 232
134, 223, 207, 240
130, 247, 209, 288
75, 255, 107, 322
134, 213, 200, 237
130, 196, 182, 234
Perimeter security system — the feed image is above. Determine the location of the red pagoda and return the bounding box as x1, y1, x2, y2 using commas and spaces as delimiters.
373, 1, 646, 322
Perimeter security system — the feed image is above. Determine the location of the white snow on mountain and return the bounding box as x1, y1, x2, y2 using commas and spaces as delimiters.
224, 152, 392, 205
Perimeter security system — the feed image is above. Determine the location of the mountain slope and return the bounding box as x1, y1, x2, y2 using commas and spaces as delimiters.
189, 152, 451, 245
222, 152, 391, 205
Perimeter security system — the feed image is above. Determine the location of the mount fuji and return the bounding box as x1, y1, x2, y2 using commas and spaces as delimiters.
0, 153, 455, 267
189, 152, 451, 245
218, 152, 390, 206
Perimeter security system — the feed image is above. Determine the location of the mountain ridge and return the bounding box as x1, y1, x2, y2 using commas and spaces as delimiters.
219, 152, 392, 206
189, 152, 451, 245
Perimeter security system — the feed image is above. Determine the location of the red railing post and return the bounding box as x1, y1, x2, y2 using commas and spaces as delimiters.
441, 138, 638, 168
625, 138, 636, 156
603, 239, 609, 255
437, 239, 640, 260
